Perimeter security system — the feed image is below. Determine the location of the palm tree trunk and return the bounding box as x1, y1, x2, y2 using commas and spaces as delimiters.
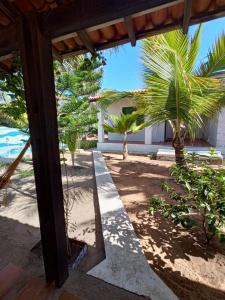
71, 152, 75, 166
123, 132, 128, 160
172, 135, 186, 166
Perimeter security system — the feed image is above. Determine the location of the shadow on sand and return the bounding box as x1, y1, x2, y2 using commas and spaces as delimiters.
104, 155, 225, 300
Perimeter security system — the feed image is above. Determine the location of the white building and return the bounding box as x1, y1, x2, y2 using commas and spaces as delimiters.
96, 93, 225, 155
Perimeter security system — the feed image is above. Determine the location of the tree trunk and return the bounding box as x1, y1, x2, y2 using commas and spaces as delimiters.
123, 132, 128, 160
172, 134, 186, 166
71, 152, 75, 166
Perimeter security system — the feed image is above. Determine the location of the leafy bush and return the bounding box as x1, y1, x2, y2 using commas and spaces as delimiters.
80, 140, 97, 150
149, 163, 225, 244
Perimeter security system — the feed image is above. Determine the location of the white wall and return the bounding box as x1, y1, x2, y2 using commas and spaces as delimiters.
152, 123, 165, 143
103, 97, 225, 147
204, 117, 218, 147
216, 108, 225, 147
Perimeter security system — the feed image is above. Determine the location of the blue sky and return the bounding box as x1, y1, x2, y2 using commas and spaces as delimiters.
102, 17, 225, 91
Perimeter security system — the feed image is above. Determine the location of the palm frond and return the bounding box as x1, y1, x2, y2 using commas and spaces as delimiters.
103, 112, 147, 135
187, 24, 202, 72
141, 25, 225, 141
196, 31, 225, 77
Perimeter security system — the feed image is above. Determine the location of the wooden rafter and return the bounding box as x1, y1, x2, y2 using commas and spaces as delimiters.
0, 0, 19, 23
62, 21, 181, 59
124, 16, 136, 46
183, 0, 192, 33
0, 25, 17, 57
77, 30, 95, 53
0, 0, 225, 61
0, 1, 62, 62
52, 46, 63, 62
43, 0, 180, 39
190, 5, 225, 25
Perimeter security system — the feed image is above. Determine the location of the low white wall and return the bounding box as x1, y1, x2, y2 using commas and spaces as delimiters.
97, 142, 225, 156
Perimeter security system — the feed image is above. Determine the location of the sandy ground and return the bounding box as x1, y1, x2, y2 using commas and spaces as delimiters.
104, 153, 225, 300
0, 151, 147, 300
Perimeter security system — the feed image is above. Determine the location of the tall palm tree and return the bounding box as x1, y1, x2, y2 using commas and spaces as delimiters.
139, 25, 225, 165
103, 112, 148, 160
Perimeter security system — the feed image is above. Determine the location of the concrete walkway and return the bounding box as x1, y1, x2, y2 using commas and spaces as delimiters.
88, 151, 178, 300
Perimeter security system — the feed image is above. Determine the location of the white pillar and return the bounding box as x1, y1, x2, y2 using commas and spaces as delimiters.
144, 125, 152, 145
98, 108, 104, 143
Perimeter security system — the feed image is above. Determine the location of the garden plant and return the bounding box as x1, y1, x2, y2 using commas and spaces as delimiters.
149, 158, 225, 245
103, 112, 148, 160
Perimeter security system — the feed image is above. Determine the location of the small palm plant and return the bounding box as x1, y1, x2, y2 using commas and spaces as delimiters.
103, 112, 148, 160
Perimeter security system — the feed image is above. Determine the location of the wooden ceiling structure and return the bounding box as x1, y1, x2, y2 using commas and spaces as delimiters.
0, 0, 225, 70
0, 0, 225, 289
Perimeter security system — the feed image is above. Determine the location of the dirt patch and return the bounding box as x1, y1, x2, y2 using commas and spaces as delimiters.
0, 151, 148, 300
0, 151, 105, 272
104, 153, 225, 300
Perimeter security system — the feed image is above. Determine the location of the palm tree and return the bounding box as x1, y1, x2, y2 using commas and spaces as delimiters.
103, 112, 148, 160
139, 25, 225, 165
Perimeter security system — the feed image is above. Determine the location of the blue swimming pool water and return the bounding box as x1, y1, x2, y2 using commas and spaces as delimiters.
0, 126, 31, 160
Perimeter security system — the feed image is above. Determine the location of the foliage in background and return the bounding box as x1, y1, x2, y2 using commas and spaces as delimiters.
80, 140, 97, 150
149, 160, 225, 245
57, 53, 104, 156
0, 59, 27, 126
140, 25, 225, 165
103, 112, 148, 160
0, 112, 26, 129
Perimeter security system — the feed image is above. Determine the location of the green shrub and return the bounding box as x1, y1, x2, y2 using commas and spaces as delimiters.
80, 140, 97, 150
149, 163, 225, 244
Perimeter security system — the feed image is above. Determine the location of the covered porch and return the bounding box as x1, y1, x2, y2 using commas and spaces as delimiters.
0, 0, 225, 298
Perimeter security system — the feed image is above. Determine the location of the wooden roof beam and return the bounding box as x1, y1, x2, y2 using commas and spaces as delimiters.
43, 0, 181, 39
62, 21, 180, 59
183, 0, 192, 34
124, 16, 136, 46
0, 25, 17, 58
0, 0, 20, 23
77, 30, 95, 54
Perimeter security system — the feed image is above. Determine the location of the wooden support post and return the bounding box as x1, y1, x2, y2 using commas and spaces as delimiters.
19, 14, 68, 287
